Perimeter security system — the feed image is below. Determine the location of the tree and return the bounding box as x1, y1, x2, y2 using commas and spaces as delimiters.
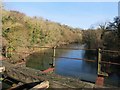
102, 16, 120, 51
107, 16, 120, 38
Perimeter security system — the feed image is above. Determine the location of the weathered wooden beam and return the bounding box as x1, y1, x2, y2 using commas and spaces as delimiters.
2, 60, 46, 83
2, 60, 96, 88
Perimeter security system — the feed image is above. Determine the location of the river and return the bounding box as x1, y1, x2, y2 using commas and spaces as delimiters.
26, 44, 120, 87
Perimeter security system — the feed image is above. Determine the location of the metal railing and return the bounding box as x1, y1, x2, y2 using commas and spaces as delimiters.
1, 46, 120, 77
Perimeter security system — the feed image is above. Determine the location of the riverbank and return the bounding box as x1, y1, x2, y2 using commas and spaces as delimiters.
6, 42, 81, 64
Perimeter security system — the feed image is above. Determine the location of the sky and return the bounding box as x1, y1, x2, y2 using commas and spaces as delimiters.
3, 2, 118, 29
118, 1, 120, 16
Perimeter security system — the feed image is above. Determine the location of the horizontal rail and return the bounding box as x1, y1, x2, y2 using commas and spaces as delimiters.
1, 51, 31, 55
1, 46, 120, 66
37, 47, 120, 53
19, 46, 53, 49
19, 46, 97, 51
3, 45, 120, 52
101, 61, 120, 66
1, 51, 120, 65
1, 51, 51, 55
17, 46, 120, 52
54, 56, 120, 66
101, 50, 120, 53
53, 56, 96, 62
56, 47, 97, 51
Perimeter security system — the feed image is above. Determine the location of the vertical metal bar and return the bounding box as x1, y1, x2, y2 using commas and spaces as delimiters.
10, 47, 12, 57
52, 46, 56, 67
98, 48, 101, 75
97, 48, 108, 77
5, 46, 7, 58
33, 47, 35, 52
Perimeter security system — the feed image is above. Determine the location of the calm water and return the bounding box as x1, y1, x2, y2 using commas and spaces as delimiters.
26, 44, 120, 87
55, 44, 97, 82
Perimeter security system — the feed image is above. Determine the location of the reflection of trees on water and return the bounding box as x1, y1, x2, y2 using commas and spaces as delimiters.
84, 50, 97, 61
26, 47, 70, 70
26, 48, 52, 70
83, 50, 97, 73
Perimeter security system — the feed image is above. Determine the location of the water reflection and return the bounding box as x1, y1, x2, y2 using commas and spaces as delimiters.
26, 47, 70, 70
26, 49, 53, 70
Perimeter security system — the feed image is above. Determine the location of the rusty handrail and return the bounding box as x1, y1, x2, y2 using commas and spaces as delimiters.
101, 50, 120, 53
1, 46, 120, 66
100, 61, 120, 66
53, 56, 96, 62
18, 46, 97, 51
18, 45, 120, 52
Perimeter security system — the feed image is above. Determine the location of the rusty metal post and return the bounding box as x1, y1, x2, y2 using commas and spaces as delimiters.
5, 46, 7, 58
97, 48, 108, 76
97, 48, 101, 75
52, 46, 56, 67
9, 47, 12, 57
96, 48, 104, 87
33, 47, 35, 52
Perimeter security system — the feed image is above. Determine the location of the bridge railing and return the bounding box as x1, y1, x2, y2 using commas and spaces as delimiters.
1, 46, 120, 77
